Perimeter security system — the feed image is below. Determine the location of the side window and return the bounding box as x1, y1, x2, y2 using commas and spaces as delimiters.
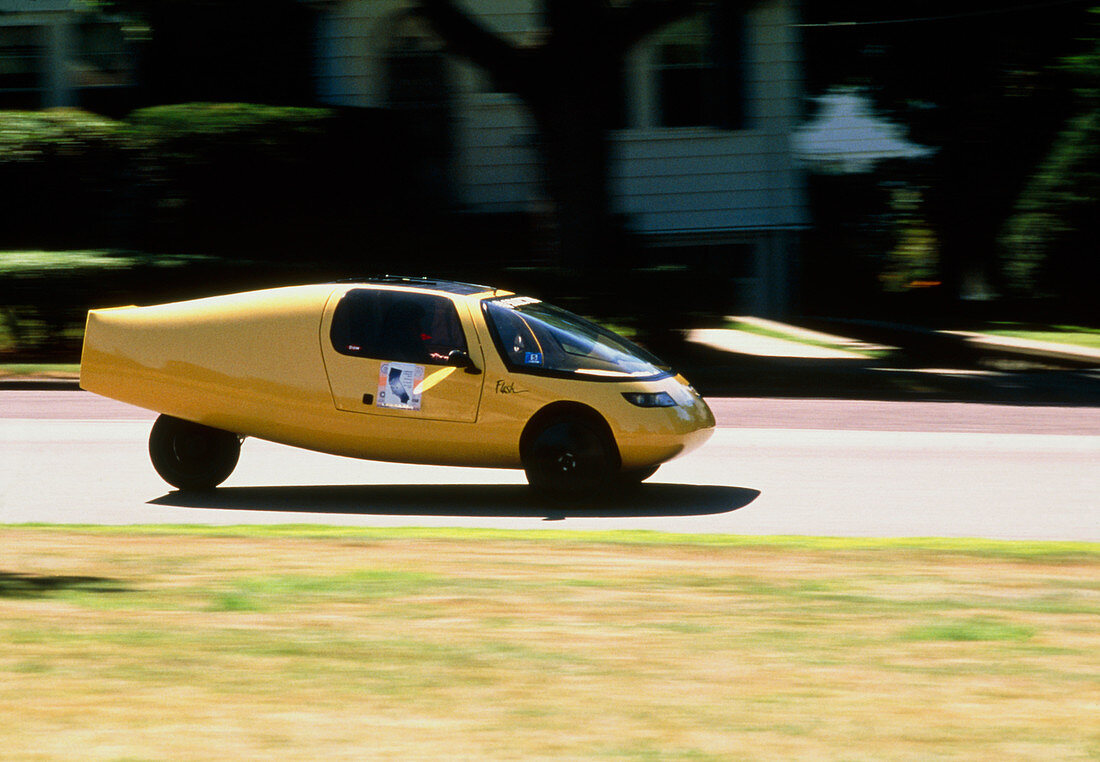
487, 305, 540, 367
331, 290, 467, 365
483, 299, 669, 380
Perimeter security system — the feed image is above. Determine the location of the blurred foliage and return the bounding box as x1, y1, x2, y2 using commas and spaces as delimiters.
0, 110, 129, 251
124, 103, 346, 257
0, 250, 138, 275
0, 249, 344, 360
0, 109, 124, 161
0, 103, 404, 260
1001, 8, 1100, 311
0, 250, 133, 358
126, 102, 331, 138
882, 229, 939, 295
802, 0, 1094, 319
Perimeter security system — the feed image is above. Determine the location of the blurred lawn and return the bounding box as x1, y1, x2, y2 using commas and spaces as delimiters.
724, 319, 891, 359
0, 250, 139, 274
985, 323, 1100, 349
1, 527, 1096, 761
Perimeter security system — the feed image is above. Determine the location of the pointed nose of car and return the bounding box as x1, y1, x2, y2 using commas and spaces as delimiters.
613, 374, 715, 469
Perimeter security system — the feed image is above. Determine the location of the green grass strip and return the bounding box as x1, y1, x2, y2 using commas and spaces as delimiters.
5, 524, 1097, 560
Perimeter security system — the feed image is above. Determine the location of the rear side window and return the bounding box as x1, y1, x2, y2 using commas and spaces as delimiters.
330, 289, 467, 365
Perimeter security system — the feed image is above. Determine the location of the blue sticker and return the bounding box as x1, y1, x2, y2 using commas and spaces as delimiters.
524, 352, 544, 366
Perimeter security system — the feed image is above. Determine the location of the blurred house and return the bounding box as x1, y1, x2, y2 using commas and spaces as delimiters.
0, 0, 137, 113
0, 0, 808, 315
310, 0, 808, 315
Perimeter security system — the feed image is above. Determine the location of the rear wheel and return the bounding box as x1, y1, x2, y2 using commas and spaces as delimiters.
522, 415, 617, 499
148, 414, 241, 491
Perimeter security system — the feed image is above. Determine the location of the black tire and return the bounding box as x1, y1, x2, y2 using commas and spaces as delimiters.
522, 415, 617, 499
148, 414, 241, 491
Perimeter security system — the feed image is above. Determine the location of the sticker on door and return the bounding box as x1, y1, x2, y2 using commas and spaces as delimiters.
377, 362, 425, 410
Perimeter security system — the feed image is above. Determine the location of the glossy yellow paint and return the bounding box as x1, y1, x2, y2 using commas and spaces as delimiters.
80, 282, 715, 471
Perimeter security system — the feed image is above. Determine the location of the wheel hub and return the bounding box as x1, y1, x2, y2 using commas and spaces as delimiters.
556, 452, 577, 474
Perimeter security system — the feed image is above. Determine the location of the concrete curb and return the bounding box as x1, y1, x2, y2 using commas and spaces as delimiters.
0, 378, 81, 390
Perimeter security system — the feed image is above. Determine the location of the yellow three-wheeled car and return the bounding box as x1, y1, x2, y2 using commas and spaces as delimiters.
81, 277, 715, 497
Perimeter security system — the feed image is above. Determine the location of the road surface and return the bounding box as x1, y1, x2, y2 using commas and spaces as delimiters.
1, 391, 1097, 540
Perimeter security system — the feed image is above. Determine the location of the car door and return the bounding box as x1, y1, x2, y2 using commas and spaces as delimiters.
320, 287, 485, 423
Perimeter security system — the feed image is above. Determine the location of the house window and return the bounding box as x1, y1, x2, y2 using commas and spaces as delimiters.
0, 25, 45, 99
74, 21, 135, 89
653, 9, 745, 129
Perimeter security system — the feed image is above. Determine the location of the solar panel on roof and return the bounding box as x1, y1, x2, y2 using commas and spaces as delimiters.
335, 276, 496, 296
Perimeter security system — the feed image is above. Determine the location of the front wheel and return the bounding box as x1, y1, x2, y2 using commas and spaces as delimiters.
522, 416, 617, 499
148, 414, 241, 491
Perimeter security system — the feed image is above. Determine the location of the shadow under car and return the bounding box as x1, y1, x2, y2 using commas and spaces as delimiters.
148, 482, 760, 520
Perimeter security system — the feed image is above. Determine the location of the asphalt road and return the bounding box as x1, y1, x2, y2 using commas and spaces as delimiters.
1, 391, 1097, 540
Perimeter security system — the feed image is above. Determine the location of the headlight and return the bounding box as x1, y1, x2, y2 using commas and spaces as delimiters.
622, 391, 677, 408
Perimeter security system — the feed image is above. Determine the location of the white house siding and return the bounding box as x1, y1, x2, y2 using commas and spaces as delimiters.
444, 1, 543, 210
452, 94, 542, 211
313, 0, 393, 107
613, 0, 807, 237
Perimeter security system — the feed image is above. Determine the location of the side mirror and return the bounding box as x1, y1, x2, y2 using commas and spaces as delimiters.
448, 349, 482, 375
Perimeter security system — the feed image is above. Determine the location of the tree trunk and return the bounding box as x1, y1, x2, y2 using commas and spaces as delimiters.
415, 0, 709, 275
529, 0, 619, 273
533, 98, 613, 273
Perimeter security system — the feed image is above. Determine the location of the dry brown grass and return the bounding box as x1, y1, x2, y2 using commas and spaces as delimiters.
1, 528, 1097, 761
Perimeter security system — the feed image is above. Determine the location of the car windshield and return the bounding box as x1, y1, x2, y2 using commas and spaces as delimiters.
484, 296, 671, 379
